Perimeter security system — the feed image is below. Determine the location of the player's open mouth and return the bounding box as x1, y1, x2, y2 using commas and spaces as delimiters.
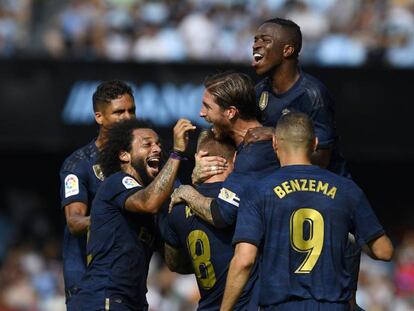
252, 53, 264, 67
147, 156, 160, 176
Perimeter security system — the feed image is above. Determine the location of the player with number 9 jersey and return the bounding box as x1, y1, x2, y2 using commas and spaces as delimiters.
233, 165, 386, 310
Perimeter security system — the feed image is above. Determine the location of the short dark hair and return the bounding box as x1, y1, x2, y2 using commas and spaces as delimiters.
203, 71, 258, 120
275, 112, 315, 150
196, 129, 236, 162
262, 18, 302, 57
98, 119, 152, 178
92, 80, 134, 112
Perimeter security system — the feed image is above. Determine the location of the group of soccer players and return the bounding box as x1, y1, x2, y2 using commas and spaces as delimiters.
59, 18, 394, 310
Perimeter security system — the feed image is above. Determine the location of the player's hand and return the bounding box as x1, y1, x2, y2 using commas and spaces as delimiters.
173, 119, 196, 152
169, 185, 193, 213
191, 150, 227, 185
243, 126, 274, 144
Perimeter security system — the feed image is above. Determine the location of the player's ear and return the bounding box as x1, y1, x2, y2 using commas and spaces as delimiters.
312, 137, 318, 152
283, 44, 295, 58
95, 111, 103, 125
119, 150, 130, 163
226, 106, 238, 120
272, 133, 278, 152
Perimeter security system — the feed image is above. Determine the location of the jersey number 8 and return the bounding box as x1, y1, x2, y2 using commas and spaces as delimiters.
187, 230, 217, 289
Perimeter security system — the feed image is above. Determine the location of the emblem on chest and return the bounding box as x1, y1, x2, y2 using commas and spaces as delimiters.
93, 164, 105, 181
259, 91, 269, 111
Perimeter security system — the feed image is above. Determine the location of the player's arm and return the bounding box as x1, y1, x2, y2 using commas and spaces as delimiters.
164, 243, 194, 274
125, 119, 196, 214
64, 202, 90, 235
220, 242, 257, 311
169, 185, 215, 225
363, 234, 394, 261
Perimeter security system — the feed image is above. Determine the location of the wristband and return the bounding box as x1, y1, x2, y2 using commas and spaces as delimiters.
170, 150, 188, 161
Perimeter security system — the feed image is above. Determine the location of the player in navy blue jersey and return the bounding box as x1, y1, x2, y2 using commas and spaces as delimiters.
247, 18, 368, 307
248, 17, 349, 178
59, 80, 136, 305
164, 130, 258, 310
169, 71, 279, 229
220, 112, 393, 311
67, 118, 195, 311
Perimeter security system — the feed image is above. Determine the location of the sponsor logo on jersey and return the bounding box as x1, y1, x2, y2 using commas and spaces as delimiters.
92, 164, 105, 181
259, 91, 269, 111
122, 176, 140, 189
64, 174, 79, 198
218, 187, 240, 207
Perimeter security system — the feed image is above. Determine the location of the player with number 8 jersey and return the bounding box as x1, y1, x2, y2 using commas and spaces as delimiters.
164, 130, 258, 310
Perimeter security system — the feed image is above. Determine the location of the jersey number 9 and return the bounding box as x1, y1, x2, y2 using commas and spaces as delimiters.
290, 208, 324, 273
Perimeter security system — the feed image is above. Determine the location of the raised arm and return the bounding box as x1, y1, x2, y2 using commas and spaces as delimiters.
125, 119, 196, 214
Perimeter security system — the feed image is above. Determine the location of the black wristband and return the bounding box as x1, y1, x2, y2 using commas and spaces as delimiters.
170, 150, 188, 161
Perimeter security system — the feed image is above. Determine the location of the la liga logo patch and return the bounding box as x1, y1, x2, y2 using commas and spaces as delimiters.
64, 174, 79, 198
122, 176, 140, 189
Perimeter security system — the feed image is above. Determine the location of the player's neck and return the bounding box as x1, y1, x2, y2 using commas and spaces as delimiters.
270, 63, 300, 95
232, 119, 262, 146
95, 128, 107, 150
278, 153, 312, 167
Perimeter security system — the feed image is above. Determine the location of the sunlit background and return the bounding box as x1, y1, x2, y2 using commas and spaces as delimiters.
0, 0, 413, 310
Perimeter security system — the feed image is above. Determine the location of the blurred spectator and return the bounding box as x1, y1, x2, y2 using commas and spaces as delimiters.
3, 0, 414, 66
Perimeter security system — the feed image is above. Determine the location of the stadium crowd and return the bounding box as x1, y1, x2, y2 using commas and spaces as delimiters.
1, 0, 414, 66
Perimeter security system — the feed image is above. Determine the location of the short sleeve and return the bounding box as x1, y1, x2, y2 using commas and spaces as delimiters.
212, 173, 245, 227
352, 191, 385, 247
310, 95, 335, 148
232, 188, 264, 247
59, 161, 89, 208
103, 174, 143, 210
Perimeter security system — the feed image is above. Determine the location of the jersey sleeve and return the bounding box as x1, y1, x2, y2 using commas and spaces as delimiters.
211, 173, 244, 227
103, 174, 143, 210
59, 158, 89, 208
352, 190, 385, 247
232, 186, 264, 247
308, 90, 336, 149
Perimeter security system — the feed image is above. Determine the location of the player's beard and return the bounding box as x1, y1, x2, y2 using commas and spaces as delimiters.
212, 124, 232, 142
131, 157, 153, 186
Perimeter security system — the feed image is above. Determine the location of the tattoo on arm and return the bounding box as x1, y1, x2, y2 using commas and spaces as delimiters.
127, 158, 179, 213
154, 163, 174, 195
185, 188, 214, 225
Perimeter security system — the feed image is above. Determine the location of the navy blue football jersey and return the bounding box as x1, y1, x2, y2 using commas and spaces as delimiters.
165, 182, 258, 310
59, 140, 103, 293
233, 165, 384, 308
212, 140, 279, 227
69, 172, 156, 311
255, 72, 350, 178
